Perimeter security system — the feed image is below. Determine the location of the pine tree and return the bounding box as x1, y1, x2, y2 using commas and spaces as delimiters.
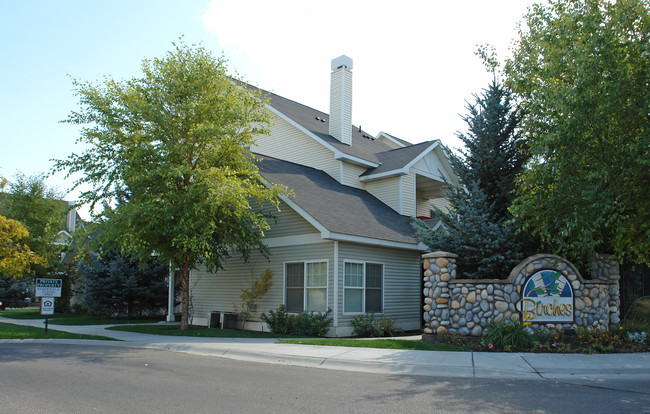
79, 250, 168, 318
414, 80, 534, 279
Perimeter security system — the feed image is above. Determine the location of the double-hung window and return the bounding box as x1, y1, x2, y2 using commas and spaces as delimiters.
285, 261, 328, 312
344, 262, 383, 313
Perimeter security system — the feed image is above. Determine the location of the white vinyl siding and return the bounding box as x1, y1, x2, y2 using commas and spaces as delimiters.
253, 114, 340, 181
401, 174, 416, 217
340, 162, 366, 188
364, 176, 402, 214
411, 151, 447, 181
416, 196, 451, 217
336, 242, 421, 332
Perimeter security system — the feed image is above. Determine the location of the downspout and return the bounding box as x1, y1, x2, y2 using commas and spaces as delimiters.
166, 261, 175, 322
333, 240, 339, 329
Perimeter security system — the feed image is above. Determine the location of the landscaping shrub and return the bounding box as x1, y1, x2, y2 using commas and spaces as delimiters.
293, 309, 333, 337
261, 305, 333, 337
351, 312, 380, 337
482, 318, 534, 351
351, 311, 401, 337
261, 305, 294, 334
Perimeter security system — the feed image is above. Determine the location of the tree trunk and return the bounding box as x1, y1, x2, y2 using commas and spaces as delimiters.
179, 259, 191, 330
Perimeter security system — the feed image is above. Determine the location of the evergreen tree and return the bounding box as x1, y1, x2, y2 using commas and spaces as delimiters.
414, 80, 534, 279
78, 251, 168, 318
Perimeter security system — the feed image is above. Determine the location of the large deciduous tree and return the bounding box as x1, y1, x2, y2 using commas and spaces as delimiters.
505, 0, 650, 266
0, 173, 64, 276
0, 215, 46, 277
54, 41, 287, 329
414, 81, 534, 279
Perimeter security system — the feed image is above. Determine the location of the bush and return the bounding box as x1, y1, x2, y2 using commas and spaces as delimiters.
0, 277, 33, 308
294, 309, 333, 337
261, 305, 294, 335
351, 311, 401, 337
261, 305, 332, 337
482, 318, 535, 351
351, 312, 379, 337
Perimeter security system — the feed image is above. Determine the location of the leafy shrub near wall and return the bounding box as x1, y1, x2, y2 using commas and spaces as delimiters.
481, 317, 534, 351
351, 311, 402, 337
261, 305, 332, 337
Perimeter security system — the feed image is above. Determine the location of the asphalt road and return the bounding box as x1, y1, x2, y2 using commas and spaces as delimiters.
0, 343, 648, 413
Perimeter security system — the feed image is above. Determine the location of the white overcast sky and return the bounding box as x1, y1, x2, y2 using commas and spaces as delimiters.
0, 0, 538, 215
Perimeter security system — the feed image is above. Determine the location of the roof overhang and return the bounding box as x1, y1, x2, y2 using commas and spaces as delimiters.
359, 141, 443, 182
274, 192, 423, 251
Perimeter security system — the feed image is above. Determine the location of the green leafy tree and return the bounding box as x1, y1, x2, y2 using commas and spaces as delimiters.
0, 215, 46, 277
414, 81, 533, 279
505, 0, 650, 266
53, 41, 287, 329
0, 173, 64, 276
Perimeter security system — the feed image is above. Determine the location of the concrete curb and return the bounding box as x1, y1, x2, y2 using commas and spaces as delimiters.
1, 316, 649, 382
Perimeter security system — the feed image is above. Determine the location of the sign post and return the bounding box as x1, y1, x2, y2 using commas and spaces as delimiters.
41, 298, 55, 333
35, 279, 62, 334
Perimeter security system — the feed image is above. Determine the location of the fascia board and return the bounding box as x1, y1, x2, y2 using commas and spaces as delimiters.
265, 104, 378, 169
359, 141, 443, 182
402, 141, 442, 172
324, 232, 422, 251
376, 131, 406, 148
358, 169, 408, 182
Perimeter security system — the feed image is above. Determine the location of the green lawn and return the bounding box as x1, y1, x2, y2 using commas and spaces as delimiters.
279, 338, 468, 352
0, 308, 163, 325
0, 322, 116, 341
108, 324, 297, 338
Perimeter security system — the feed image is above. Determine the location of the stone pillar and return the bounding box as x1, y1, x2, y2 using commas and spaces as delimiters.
422, 252, 458, 336
591, 255, 621, 327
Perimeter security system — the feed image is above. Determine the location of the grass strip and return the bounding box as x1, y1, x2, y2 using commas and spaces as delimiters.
0, 322, 117, 341
0, 309, 162, 325
279, 338, 468, 351
108, 324, 296, 338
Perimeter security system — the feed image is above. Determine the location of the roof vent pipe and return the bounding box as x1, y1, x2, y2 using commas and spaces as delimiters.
329, 55, 353, 145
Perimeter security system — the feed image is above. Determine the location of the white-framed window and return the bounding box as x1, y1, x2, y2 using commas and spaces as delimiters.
344, 261, 383, 313
285, 261, 328, 312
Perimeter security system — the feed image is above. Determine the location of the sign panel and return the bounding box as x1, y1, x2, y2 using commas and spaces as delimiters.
35, 278, 62, 298
41, 297, 55, 315
516, 269, 574, 323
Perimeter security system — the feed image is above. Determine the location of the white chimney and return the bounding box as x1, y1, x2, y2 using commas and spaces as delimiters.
329, 55, 353, 145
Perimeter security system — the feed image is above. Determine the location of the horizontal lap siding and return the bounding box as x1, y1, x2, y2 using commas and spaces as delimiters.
364, 176, 401, 214
260, 200, 316, 238
340, 162, 366, 188
253, 115, 340, 181
336, 242, 421, 330
190, 242, 335, 325
401, 174, 416, 217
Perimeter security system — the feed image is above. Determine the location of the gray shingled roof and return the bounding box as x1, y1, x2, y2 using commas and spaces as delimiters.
255, 154, 419, 246
249, 85, 435, 168
360, 141, 436, 177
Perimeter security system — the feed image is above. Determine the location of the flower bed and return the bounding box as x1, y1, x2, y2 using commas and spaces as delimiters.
432, 319, 649, 354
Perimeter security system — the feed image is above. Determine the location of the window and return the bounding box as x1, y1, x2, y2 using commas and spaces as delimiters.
344, 262, 383, 313
285, 261, 327, 312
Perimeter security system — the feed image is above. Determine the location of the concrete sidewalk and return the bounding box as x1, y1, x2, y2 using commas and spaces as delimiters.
1, 316, 649, 383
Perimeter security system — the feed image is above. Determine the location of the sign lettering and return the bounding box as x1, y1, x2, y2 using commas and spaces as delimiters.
516, 270, 574, 323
